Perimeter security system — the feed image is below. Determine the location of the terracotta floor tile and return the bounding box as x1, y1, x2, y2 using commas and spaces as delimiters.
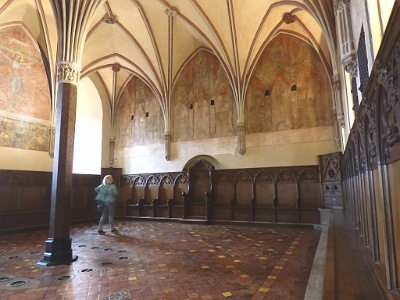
0, 220, 320, 299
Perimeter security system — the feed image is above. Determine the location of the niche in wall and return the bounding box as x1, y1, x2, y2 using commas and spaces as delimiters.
172, 49, 236, 141
246, 34, 333, 134
0, 24, 51, 152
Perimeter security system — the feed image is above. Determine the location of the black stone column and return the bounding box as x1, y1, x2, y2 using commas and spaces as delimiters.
39, 82, 78, 265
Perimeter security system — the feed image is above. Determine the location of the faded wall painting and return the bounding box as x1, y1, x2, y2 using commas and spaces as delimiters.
172, 50, 236, 142
0, 25, 51, 151
246, 34, 333, 134
115, 77, 164, 149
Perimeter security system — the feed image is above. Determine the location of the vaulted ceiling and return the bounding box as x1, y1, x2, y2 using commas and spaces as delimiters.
0, 0, 337, 111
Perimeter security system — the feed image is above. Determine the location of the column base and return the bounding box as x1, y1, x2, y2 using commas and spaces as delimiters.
37, 237, 78, 266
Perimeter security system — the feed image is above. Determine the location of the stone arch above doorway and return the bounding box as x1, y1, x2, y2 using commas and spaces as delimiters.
182, 155, 222, 171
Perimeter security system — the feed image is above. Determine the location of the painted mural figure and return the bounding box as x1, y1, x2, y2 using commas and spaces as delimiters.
175, 94, 189, 140
0, 50, 35, 112
134, 99, 146, 145
271, 80, 292, 130
0, 120, 16, 147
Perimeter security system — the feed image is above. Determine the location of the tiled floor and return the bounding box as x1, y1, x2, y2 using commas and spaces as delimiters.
0, 221, 320, 300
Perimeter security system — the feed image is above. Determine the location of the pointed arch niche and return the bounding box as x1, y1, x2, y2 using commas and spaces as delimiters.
246, 34, 333, 134
172, 49, 236, 142
73, 78, 102, 174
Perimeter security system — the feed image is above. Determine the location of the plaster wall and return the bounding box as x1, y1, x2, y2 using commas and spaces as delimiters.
114, 126, 337, 173
0, 147, 53, 171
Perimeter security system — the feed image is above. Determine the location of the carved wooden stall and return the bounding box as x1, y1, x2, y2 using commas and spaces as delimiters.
341, 3, 400, 297
123, 161, 322, 224
185, 160, 213, 219
123, 172, 189, 218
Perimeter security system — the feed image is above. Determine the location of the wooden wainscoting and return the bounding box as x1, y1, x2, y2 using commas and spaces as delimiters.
0, 170, 101, 233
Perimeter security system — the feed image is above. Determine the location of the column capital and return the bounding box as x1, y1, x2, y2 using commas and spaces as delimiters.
57, 61, 80, 85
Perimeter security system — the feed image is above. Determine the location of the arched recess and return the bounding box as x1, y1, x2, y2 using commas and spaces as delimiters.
245, 33, 333, 135
171, 48, 236, 142
183, 155, 222, 171
73, 77, 102, 174
114, 75, 164, 148
0, 23, 51, 153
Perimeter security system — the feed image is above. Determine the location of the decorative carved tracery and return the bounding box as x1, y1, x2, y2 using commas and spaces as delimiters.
375, 43, 400, 160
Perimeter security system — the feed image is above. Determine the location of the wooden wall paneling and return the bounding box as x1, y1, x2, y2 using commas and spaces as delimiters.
140, 175, 160, 217
357, 174, 366, 237
377, 34, 400, 290
275, 169, 298, 222
362, 172, 373, 248
298, 168, 322, 207
154, 174, 173, 218
0, 173, 21, 212
253, 171, 275, 222
349, 146, 357, 220
71, 174, 102, 222
378, 164, 397, 290
366, 169, 380, 262
0, 186, 19, 212
373, 168, 387, 268
213, 171, 234, 221
1, 210, 50, 232
70, 186, 88, 207
120, 175, 133, 202
20, 187, 41, 210
275, 170, 296, 207
0, 171, 104, 232
125, 175, 145, 217
187, 160, 213, 218
169, 173, 188, 218
357, 118, 370, 244
298, 168, 321, 223
360, 171, 370, 246
388, 161, 400, 290
232, 171, 253, 221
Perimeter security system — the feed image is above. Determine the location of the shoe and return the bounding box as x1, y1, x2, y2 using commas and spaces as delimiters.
98, 230, 105, 235
111, 228, 118, 233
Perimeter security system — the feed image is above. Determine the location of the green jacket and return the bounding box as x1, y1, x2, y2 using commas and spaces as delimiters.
95, 184, 117, 203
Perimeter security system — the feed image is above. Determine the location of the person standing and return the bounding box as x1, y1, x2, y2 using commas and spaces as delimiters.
95, 175, 118, 234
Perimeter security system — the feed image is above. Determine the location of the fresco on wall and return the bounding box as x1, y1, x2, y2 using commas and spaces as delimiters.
246, 34, 333, 134
0, 26, 51, 151
172, 50, 236, 142
115, 77, 164, 149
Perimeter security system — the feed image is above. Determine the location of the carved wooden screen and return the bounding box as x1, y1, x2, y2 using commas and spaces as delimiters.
275, 170, 297, 207
132, 176, 146, 203
298, 168, 321, 207
254, 171, 275, 222
173, 174, 189, 205
254, 171, 274, 206
214, 172, 234, 206
120, 176, 133, 202
170, 174, 188, 218
159, 175, 173, 205
234, 171, 253, 206
145, 175, 160, 204
213, 171, 234, 220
